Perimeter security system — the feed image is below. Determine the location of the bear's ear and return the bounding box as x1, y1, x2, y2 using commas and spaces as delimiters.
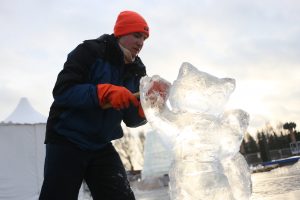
178, 62, 197, 78
220, 78, 236, 96
177, 62, 217, 86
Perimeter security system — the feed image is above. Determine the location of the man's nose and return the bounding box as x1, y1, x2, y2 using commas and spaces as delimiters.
137, 38, 144, 46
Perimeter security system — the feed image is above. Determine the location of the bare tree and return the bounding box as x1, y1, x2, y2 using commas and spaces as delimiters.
113, 127, 135, 171
113, 126, 146, 171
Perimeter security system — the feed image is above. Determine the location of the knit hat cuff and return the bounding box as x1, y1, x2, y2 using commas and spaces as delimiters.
114, 23, 149, 37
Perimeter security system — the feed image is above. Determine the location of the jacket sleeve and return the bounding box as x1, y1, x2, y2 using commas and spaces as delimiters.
122, 104, 147, 128
52, 42, 100, 108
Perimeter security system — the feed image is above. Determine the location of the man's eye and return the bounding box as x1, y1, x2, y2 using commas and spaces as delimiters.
133, 33, 141, 38
133, 33, 146, 41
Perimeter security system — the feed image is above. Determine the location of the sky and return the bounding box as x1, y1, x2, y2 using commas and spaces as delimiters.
0, 0, 299, 135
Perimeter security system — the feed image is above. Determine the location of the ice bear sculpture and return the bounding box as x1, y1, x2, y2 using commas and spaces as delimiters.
140, 62, 252, 200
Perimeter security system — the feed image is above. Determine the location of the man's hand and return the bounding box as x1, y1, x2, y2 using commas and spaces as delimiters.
97, 84, 139, 109
146, 79, 171, 105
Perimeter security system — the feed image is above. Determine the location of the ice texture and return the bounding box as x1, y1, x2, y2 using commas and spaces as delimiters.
140, 62, 252, 200
169, 63, 235, 115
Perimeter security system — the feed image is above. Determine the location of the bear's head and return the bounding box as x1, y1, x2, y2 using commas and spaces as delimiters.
168, 62, 235, 116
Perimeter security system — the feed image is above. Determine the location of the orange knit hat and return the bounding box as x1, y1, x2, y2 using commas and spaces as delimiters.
114, 11, 149, 38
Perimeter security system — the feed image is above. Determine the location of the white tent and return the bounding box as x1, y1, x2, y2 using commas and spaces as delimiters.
0, 98, 47, 200
3, 97, 47, 124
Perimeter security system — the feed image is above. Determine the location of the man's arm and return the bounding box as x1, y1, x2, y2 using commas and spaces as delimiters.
52, 43, 99, 108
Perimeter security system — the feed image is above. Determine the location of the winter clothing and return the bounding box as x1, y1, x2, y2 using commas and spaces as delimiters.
97, 84, 139, 109
147, 80, 170, 101
45, 34, 147, 151
39, 143, 135, 200
40, 33, 147, 200
41, 10, 149, 200
114, 11, 149, 38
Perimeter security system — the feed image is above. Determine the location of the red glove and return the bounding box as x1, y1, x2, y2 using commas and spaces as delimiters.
146, 80, 170, 102
138, 103, 145, 118
97, 84, 139, 109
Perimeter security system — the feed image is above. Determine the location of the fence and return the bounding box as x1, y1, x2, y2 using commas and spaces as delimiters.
244, 148, 293, 165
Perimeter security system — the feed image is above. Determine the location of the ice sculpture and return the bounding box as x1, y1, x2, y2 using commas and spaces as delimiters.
140, 62, 252, 200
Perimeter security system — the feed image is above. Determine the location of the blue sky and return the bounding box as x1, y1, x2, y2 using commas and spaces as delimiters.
1, 0, 299, 134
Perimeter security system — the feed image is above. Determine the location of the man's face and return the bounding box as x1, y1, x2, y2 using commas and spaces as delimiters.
118, 32, 148, 57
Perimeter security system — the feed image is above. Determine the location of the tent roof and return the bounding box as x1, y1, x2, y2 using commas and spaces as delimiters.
2, 97, 47, 124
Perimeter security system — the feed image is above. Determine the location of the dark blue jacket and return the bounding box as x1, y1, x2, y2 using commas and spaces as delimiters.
45, 34, 147, 150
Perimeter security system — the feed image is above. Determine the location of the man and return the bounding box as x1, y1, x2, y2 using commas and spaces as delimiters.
39, 11, 149, 200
